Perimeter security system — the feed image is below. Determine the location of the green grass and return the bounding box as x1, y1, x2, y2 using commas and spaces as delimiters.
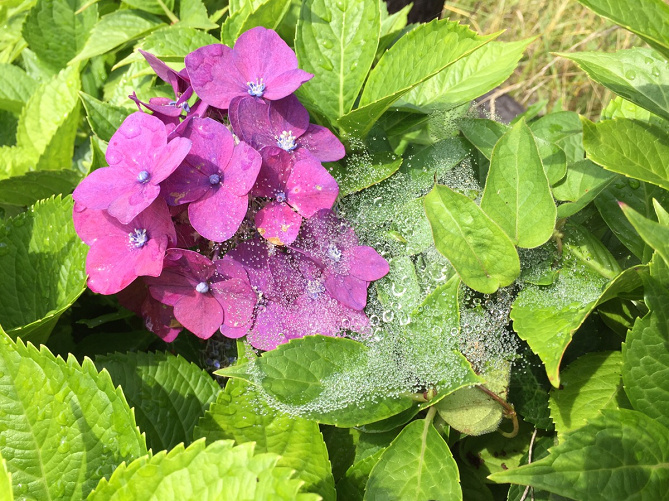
441, 0, 641, 119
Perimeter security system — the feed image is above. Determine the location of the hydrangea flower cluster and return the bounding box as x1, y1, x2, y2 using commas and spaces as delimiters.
73, 27, 389, 350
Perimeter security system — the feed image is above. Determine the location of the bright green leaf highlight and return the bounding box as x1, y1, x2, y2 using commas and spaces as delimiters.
621, 201, 669, 265
549, 351, 626, 437
424, 184, 520, 294
295, 0, 380, 121
0, 331, 146, 500
582, 117, 669, 191
95, 351, 220, 452
364, 418, 462, 501
481, 120, 556, 248
0, 64, 37, 114
552, 159, 615, 218
79, 92, 131, 142
489, 409, 669, 501
0, 196, 87, 345
221, 0, 292, 46
0, 169, 80, 207
123, 0, 175, 16
0, 450, 11, 501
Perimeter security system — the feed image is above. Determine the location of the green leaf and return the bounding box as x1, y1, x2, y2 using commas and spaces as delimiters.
508, 347, 553, 430
22, 0, 98, 72
622, 274, 669, 429
178, 0, 218, 30
337, 449, 384, 501
364, 418, 462, 501
88, 439, 319, 501
122, 0, 174, 16
0, 331, 147, 500
295, 0, 380, 121
70, 10, 164, 64
0, 63, 37, 114
552, 159, 616, 218
575, 0, 669, 58
339, 19, 498, 136
217, 335, 417, 427
489, 409, 669, 501
512, 228, 646, 386
480, 120, 556, 248
0, 169, 80, 207
530, 111, 584, 165
0, 196, 87, 345
80, 92, 132, 142
95, 351, 220, 452
221, 0, 292, 46
194, 377, 336, 501
582, 117, 669, 191
621, 200, 669, 264
328, 152, 402, 197
398, 38, 534, 112
549, 351, 627, 437
0, 450, 11, 501
424, 184, 520, 294
558, 48, 669, 122
602, 96, 669, 129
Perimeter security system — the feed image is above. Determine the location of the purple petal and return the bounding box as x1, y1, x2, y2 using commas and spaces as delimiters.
188, 186, 248, 242
139, 50, 189, 95
174, 292, 223, 339
255, 201, 303, 246
178, 117, 235, 175
219, 324, 248, 339
263, 68, 313, 101
252, 147, 294, 197
161, 163, 209, 206
222, 140, 261, 196
268, 95, 309, 140
143, 298, 182, 342
151, 136, 192, 183
185, 44, 246, 109
72, 167, 135, 211
299, 124, 346, 162
226, 238, 272, 292
214, 278, 256, 329
347, 246, 390, 281
324, 273, 368, 311
106, 112, 168, 173
147, 249, 215, 305
286, 157, 339, 217
228, 96, 274, 149
247, 302, 291, 350
107, 182, 160, 224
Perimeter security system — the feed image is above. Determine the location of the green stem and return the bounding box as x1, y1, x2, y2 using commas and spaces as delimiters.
156, 0, 180, 24
425, 405, 437, 425
476, 385, 519, 438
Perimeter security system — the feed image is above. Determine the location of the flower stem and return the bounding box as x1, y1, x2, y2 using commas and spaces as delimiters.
476, 385, 519, 438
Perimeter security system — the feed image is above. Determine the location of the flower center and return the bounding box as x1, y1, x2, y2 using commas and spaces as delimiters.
195, 281, 210, 294
275, 191, 287, 203
306, 279, 325, 300
327, 243, 342, 262
137, 170, 150, 183
128, 228, 148, 248
209, 173, 221, 185
276, 130, 297, 151
246, 78, 265, 97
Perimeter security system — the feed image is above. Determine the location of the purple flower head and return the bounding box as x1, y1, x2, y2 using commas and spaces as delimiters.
72, 198, 177, 295
185, 27, 313, 109
229, 94, 345, 162
291, 210, 390, 311
228, 239, 368, 350
146, 249, 255, 339
129, 93, 183, 134
161, 117, 261, 242
73, 112, 191, 224
252, 150, 339, 245
140, 50, 192, 101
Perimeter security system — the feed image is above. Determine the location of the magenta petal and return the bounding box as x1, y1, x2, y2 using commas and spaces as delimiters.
299, 124, 346, 162
255, 202, 302, 246
247, 302, 290, 350
233, 27, 297, 83
348, 246, 390, 281
150, 136, 192, 183
107, 182, 160, 224
147, 249, 214, 305
72, 167, 134, 211
263, 69, 314, 101
228, 96, 274, 149
86, 244, 140, 295
143, 299, 182, 342
325, 273, 368, 311
223, 141, 261, 196
174, 293, 223, 339
185, 44, 246, 109
188, 187, 248, 242
219, 324, 248, 339
268, 95, 309, 139
286, 157, 339, 217
161, 163, 209, 206
106, 112, 167, 172
178, 117, 235, 176
139, 50, 189, 95
214, 278, 256, 329
252, 147, 294, 197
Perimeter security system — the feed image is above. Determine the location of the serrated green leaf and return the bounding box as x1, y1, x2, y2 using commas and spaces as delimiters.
122, 0, 174, 16
328, 151, 402, 197
424, 184, 520, 294
621, 201, 669, 264
549, 351, 627, 437
0, 196, 87, 344
575, 0, 669, 58
103, 61, 155, 108
480, 120, 556, 248
623, 274, 669, 429
22, 0, 98, 72
530, 111, 584, 165
339, 19, 498, 136
70, 10, 164, 64
0, 63, 37, 114
489, 409, 669, 501
508, 347, 553, 430
364, 418, 462, 501
602, 96, 669, 129
217, 335, 417, 427
221, 0, 292, 45
88, 439, 319, 501
95, 351, 220, 452
582, 117, 669, 191
552, 159, 616, 218
193, 377, 336, 501
295, 0, 380, 121
0, 169, 80, 206
79, 92, 131, 142
337, 449, 384, 501
0, 331, 147, 500
559, 48, 669, 122
178, 0, 218, 30
399, 38, 534, 112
